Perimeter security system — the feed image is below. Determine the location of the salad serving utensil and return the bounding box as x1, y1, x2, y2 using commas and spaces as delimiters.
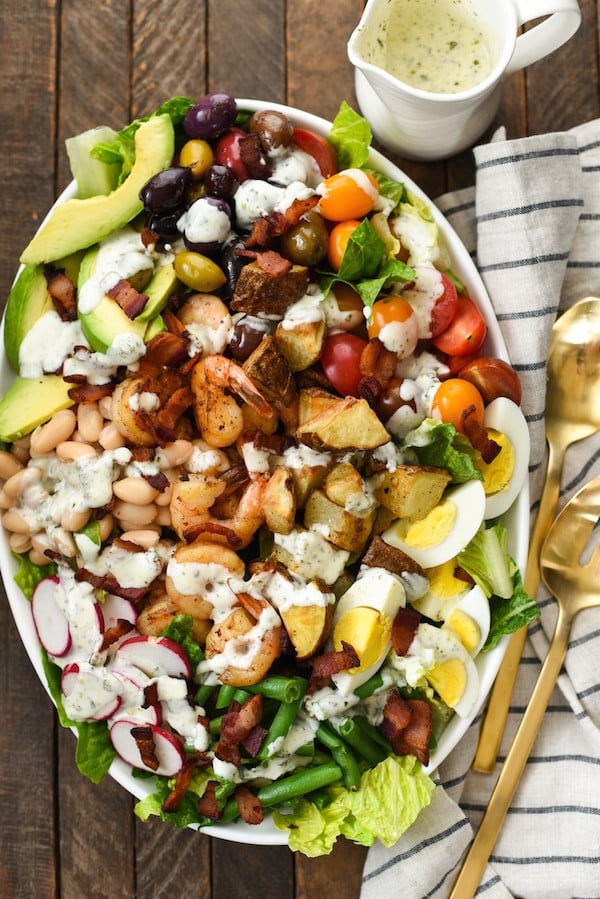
472, 295, 600, 773
448, 474, 600, 898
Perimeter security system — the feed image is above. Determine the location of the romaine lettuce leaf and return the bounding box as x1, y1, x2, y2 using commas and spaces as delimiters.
406, 420, 481, 484
327, 101, 372, 169
484, 568, 540, 651
13, 552, 57, 600
161, 613, 204, 667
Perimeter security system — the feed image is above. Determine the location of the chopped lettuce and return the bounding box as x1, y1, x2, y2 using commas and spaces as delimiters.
12, 551, 57, 600
66, 125, 120, 198
327, 101, 372, 169
406, 420, 481, 484
161, 613, 204, 667
485, 568, 540, 651
273, 755, 434, 856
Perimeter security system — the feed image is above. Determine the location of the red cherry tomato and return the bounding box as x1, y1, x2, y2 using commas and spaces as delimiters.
458, 356, 522, 405
214, 128, 250, 182
432, 378, 485, 434
441, 351, 479, 377
293, 128, 338, 178
431, 295, 486, 356
320, 333, 368, 397
430, 274, 459, 337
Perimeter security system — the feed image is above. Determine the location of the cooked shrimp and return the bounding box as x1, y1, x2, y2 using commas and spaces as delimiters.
204, 593, 282, 686
111, 369, 193, 446
177, 293, 233, 357
190, 354, 276, 448
170, 471, 268, 547
165, 538, 245, 620
137, 589, 211, 645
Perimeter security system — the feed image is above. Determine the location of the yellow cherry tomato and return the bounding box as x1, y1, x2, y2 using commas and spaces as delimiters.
319, 169, 379, 222
432, 378, 485, 434
327, 219, 361, 271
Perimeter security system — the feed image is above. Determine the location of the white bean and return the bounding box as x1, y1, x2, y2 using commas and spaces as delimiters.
120, 529, 161, 550
53, 528, 77, 558
113, 477, 159, 505
9, 532, 32, 553
60, 508, 92, 532
2, 509, 32, 534
154, 505, 172, 527
97, 513, 115, 542
98, 395, 113, 420
3, 467, 40, 499
56, 441, 97, 462
0, 450, 23, 482
99, 423, 127, 450
0, 488, 12, 510
30, 409, 77, 456
77, 402, 104, 444
31, 532, 55, 556
156, 440, 194, 468
28, 548, 52, 567
112, 500, 158, 527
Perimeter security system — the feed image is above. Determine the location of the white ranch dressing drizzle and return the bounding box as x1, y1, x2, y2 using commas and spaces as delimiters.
177, 198, 232, 245
19, 310, 88, 379
250, 567, 335, 613
166, 558, 243, 621
62, 332, 147, 385
78, 226, 154, 315
273, 526, 349, 584
86, 543, 163, 589
402, 264, 444, 339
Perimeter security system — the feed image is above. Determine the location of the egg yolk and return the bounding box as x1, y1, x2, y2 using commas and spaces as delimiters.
444, 609, 481, 654
476, 429, 515, 496
427, 559, 469, 599
397, 499, 457, 549
427, 658, 467, 708
333, 606, 390, 672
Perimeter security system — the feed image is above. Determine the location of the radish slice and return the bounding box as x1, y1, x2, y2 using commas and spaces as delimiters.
109, 720, 185, 776
110, 704, 161, 727
60, 660, 123, 722
101, 594, 138, 629
113, 635, 191, 678
31, 576, 72, 657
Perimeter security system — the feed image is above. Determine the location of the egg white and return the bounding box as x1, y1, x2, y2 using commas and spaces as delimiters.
331, 567, 406, 695
481, 397, 530, 520
414, 622, 480, 718
382, 479, 486, 569
442, 584, 490, 656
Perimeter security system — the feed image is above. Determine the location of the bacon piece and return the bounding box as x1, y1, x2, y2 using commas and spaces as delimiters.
453, 565, 475, 585
67, 382, 114, 404
130, 446, 155, 463
197, 781, 223, 820
162, 753, 212, 813
283, 195, 320, 226
44, 265, 77, 321
360, 338, 398, 387
100, 618, 134, 651
391, 699, 433, 766
309, 641, 360, 692
155, 386, 193, 438
107, 278, 148, 319
214, 738, 241, 767
143, 471, 170, 493
220, 694, 264, 745
141, 226, 160, 248
144, 331, 190, 368
239, 133, 272, 179
245, 212, 289, 248
379, 689, 413, 746
234, 786, 263, 825
75, 568, 150, 604
242, 724, 268, 758
130, 725, 160, 771
256, 250, 292, 277
391, 607, 421, 656
461, 405, 501, 463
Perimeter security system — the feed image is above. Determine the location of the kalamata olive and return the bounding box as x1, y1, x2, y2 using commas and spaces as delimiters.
217, 237, 251, 300
279, 210, 328, 266
178, 196, 232, 256
204, 163, 239, 201
229, 315, 272, 362
183, 92, 237, 141
140, 166, 191, 212
249, 110, 294, 153
147, 210, 182, 241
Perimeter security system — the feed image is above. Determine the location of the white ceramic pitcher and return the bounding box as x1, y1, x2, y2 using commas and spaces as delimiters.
348, 0, 582, 160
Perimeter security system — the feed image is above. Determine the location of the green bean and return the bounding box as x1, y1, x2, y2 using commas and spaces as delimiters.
232, 688, 252, 705
333, 717, 387, 767
257, 677, 308, 760
257, 762, 342, 807
245, 674, 308, 703
315, 723, 361, 790
195, 682, 216, 707
215, 684, 237, 709
354, 671, 384, 698
353, 715, 393, 752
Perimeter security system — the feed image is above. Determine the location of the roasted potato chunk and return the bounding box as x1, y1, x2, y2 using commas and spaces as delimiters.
281, 601, 333, 659
263, 465, 297, 535
242, 335, 296, 407
274, 319, 326, 371
362, 534, 427, 579
230, 261, 309, 315
297, 387, 340, 426
304, 488, 375, 552
296, 397, 390, 451
370, 464, 452, 521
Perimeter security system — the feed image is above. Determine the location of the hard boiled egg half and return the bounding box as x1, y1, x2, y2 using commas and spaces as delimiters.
413, 622, 480, 718
331, 567, 406, 695
477, 397, 530, 520
382, 478, 486, 569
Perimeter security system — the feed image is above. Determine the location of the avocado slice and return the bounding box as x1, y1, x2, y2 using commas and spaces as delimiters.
144, 314, 167, 341
0, 375, 74, 443
20, 114, 175, 265
135, 262, 178, 322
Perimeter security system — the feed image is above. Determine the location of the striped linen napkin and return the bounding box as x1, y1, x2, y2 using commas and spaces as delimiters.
360, 122, 600, 899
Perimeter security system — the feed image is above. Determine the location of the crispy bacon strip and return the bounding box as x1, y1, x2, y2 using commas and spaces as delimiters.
141, 226, 160, 248
309, 641, 360, 692
130, 725, 160, 771
284, 195, 320, 226
67, 382, 114, 404
145, 331, 190, 367
256, 250, 292, 277
214, 738, 241, 767
461, 404, 501, 463
161, 753, 212, 813
379, 689, 413, 746
220, 694, 264, 745
360, 338, 398, 387
391, 607, 421, 656
107, 278, 148, 319
143, 471, 170, 493
239, 133, 272, 179
155, 386, 194, 436
75, 568, 149, 604
234, 786, 263, 825
100, 618, 134, 651
197, 781, 223, 820
44, 265, 77, 321
242, 724, 268, 758
453, 565, 475, 585
391, 698, 433, 766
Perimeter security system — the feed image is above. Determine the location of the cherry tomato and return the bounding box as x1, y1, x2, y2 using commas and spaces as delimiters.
431, 295, 486, 356
214, 128, 250, 182
330, 282, 366, 333
367, 295, 419, 359
319, 170, 379, 222
293, 128, 338, 178
430, 274, 459, 337
376, 377, 416, 422
432, 378, 485, 434
458, 356, 522, 405
327, 219, 361, 271
441, 350, 480, 378
320, 333, 368, 397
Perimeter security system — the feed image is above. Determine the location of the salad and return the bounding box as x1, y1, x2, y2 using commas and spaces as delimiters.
0, 93, 538, 856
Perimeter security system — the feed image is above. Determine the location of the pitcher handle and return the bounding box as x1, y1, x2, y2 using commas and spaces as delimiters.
507, 0, 581, 74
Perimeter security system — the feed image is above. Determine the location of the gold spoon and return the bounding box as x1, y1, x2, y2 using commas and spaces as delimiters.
472, 296, 600, 773
449, 474, 600, 898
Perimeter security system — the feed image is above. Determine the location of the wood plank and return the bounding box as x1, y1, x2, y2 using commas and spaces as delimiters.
135, 819, 212, 898
132, 0, 207, 118
0, 3, 58, 897
207, 0, 285, 103
296, 840, 368, 899
211, 843, 294, 899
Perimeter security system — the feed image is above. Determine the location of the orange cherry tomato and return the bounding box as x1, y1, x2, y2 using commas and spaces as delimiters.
319, 170, 379, 222
431, 378, 485, 434
367, 296, 415, 339
327, 219, 361, 271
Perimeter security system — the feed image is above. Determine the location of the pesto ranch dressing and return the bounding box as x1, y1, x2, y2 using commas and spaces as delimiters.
363, 0, 495, 94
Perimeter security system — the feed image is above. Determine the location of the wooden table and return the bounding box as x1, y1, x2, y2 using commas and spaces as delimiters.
0, 2, 598, 897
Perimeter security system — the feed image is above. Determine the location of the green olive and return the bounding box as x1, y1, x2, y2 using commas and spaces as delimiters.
179, 139, 214, 180
174, 251, 227, 292
279, 210, 328, 266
